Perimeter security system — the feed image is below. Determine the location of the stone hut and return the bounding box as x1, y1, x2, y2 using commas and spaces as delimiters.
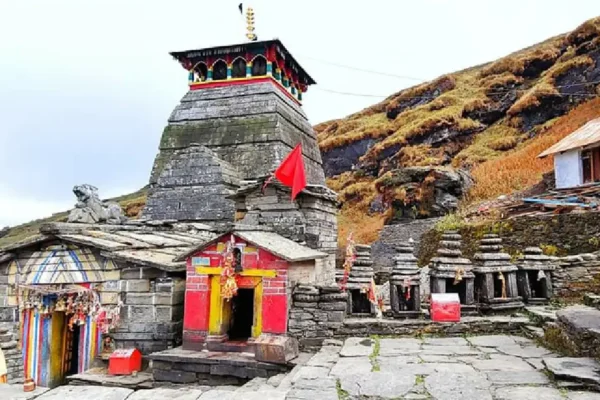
0, 220, 215, 388
517, 246, 556, 304
389, 239, 421, 318
429, 231, 476, 314
345, 245, 376, 316
473, 234, 522, 312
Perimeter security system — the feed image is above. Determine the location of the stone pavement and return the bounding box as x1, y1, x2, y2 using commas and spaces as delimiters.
3, 335, 600, 399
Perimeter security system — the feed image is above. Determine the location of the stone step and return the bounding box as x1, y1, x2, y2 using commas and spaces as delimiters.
523, 325, 545, 339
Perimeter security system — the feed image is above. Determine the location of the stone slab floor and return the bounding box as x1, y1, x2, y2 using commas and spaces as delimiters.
3, 335, 600, 400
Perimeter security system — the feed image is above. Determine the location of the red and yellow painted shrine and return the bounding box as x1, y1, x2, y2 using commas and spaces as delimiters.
176, 229, 326, 350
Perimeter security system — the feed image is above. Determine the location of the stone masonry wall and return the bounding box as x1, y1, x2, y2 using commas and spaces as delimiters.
552, 253, 600, 300
143, 145, 240, 223
236, 184, 338, 284
0, 323, 23, 383
288, 284, 347, 351
110, 266, 185, 354
371, 219, 439, 283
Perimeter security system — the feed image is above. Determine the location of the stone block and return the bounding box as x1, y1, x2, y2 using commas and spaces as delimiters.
153, 368, 198, 383
127, 305, 155, 322
102, 280, 127, 292
126, 293, 154, 305
254, 335, 299, 364
126, 279, 151, 293
163, 305, 184, 322
100, 292, 120, 305
327, 311, 345, 323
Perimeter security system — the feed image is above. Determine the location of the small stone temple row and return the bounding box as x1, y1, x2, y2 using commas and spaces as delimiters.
430, 231, 555, 314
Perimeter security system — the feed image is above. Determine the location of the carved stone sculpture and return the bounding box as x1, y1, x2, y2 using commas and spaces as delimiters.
67, 184, 127, 224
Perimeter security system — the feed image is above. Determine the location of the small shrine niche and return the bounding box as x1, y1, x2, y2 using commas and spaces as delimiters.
429, 231, 476, 313
517, 247, 555, 304
473, 234, 523, 312
389, 239, 422, 318
345, 244, 376, 316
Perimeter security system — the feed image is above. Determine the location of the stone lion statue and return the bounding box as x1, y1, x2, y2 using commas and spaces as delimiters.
67, 184, 127, 224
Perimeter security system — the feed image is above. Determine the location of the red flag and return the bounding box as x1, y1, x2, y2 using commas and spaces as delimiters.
274, 144, 307, 200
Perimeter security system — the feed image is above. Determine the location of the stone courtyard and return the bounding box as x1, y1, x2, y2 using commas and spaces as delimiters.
3, 334, 600, 400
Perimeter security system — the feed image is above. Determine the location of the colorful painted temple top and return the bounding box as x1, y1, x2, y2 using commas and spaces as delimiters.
170, 39, 315, 104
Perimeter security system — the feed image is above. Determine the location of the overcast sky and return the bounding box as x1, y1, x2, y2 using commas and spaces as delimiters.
0, 1, 598, 227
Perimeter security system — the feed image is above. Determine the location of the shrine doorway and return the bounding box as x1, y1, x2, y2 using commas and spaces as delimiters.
445, 279, 467, 304
63, 322, 81, 376
228, 288, 254, 340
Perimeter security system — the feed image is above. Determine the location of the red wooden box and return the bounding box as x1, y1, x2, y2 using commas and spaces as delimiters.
108, 348, 142, 375
430, 293, 461, 322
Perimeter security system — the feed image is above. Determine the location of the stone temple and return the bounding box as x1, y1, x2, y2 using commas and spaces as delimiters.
143, 39, 326, 227
0, 36, 338, 387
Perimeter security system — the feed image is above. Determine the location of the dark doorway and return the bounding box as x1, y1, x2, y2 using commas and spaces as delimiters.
350, 289, 371, 314
67, 325, 80, 375
445, 278, 466, 304
493, 275, 504, 299
228, 289, 254, 340
397, 285, 416, 311
527, 270, 549, 298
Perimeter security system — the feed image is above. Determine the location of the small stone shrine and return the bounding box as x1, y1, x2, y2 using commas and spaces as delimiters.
517, 246, 555, 304
345, 244, 376, 316
429, 231, 476, 314
473, 234, 523, 312
389, 239, 421, 318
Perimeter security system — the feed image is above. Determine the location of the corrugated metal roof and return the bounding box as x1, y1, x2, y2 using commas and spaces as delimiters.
539, 118, 600, 158
175, 229, 327, 262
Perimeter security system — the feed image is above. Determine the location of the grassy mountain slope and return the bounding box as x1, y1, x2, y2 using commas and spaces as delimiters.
317, 17, 600, 246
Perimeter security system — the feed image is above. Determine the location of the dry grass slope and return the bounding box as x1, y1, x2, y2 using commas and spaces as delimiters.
319, 16, 600, 246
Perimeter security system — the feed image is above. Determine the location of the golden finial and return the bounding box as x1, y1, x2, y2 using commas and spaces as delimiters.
245, 6, 257, 41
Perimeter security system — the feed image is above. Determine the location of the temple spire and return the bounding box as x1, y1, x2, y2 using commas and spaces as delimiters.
240, 4, 257, 42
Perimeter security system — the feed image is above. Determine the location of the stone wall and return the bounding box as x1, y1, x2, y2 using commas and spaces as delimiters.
552, 253, 600, 300
288, 285, 347, 351
111, 267, 185, 354
143, 145, 240, 224
0, 323, 23, 383
371, 219, 439, 282
235, 183, 338, 284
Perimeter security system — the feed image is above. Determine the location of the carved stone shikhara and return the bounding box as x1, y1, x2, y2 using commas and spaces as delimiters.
429, 231, 476, 314
473, 234, 523, 312
389, 239, 422, 318
67, 184, 127, 224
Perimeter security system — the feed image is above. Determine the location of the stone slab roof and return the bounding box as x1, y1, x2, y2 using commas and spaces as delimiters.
0, 252, 12, 264
0, 222, 217, 271
175, 228, 327, 262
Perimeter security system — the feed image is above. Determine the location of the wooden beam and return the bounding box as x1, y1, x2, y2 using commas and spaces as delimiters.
195, 267, 277, 278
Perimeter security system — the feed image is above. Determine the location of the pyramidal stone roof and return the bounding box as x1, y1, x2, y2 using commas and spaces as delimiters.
473, 234, 517, 273
430, 230, 474, 278
390, 239, 420, 286
143, 144, 240, 224
517, 246, 556, 271
346, 244, 374, 289
149, 81, 326, 187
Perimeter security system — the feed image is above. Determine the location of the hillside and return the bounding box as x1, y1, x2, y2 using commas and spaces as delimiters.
3, 17, 600, 250
318, 16, 600, 246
